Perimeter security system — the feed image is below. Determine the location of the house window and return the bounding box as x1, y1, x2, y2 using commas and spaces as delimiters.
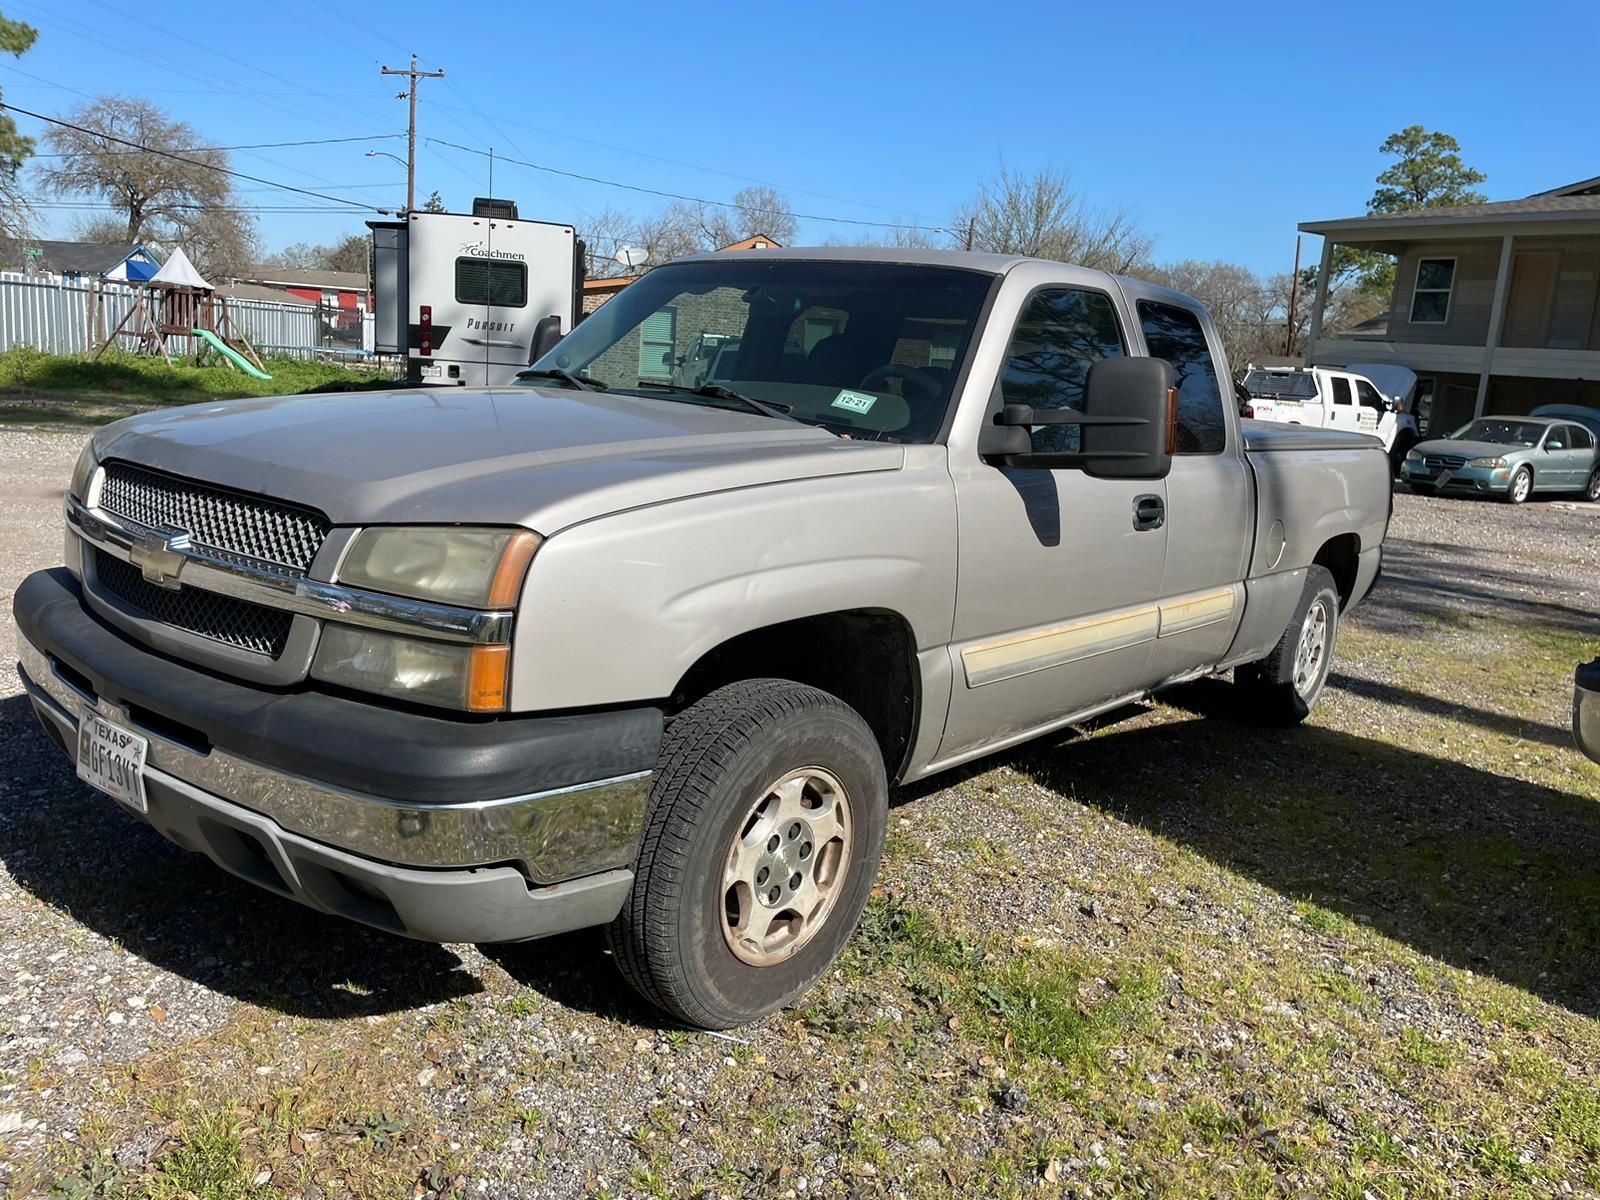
638, 306, 677, 377
1410, 258, 1455, 324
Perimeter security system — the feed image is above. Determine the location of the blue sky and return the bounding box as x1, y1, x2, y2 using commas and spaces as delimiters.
4, 0, 1595, 274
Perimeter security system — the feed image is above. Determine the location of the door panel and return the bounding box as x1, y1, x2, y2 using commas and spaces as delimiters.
940, 284, 1167, 762
942, 467, 1167, 757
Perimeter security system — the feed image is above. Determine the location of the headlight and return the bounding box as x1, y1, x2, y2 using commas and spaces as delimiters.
338, 526, 540, 607
312, 626, 509, 712
1469, 456, 1508, 469
70, 441, 99, 500
1404, 448, 1423, 462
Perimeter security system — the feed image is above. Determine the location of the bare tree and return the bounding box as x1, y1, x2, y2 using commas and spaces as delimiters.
166, 204, 259, 280
955, 166, 1151, 272
821, 223, 950, 250
579, 206, 642, 278
39, 96, 234, 241
259, 233, 367, 276
1143, 259, 1280, 371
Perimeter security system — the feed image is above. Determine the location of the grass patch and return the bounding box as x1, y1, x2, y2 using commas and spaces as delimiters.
146, 1112, 267, 1200
0, 348, 398, 409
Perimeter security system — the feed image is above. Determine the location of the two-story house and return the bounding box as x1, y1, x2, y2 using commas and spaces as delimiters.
1299, 177, 1600, 435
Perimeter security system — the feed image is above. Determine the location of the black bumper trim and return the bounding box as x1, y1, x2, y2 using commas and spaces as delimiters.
13, 567, 663, 806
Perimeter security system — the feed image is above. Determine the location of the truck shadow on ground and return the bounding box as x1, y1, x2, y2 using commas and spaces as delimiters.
0, 695, 488, 1018
1004, 678, 1600, 1018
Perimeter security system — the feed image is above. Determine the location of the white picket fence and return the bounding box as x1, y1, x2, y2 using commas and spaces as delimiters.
0, 272, 372, 361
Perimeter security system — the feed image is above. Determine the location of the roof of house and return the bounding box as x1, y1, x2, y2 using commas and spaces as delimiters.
216, 281, 317, 305
718, 234, 782, 252
242, 267, 368, 291
1301, 192, 1600, 243
0, 238, 155, 275
1532, 175, 1600, 198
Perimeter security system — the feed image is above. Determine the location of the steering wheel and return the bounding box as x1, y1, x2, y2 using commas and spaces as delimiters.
857, 364, 942, 403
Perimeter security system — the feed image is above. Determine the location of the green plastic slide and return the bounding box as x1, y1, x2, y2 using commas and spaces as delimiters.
193, 328, 271, 380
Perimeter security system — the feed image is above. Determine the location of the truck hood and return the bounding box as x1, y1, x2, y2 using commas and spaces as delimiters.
92, 386, 904, 532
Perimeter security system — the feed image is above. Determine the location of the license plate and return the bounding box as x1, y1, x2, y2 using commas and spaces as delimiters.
1435, 470, 1454, 486
76, 711, 149, 814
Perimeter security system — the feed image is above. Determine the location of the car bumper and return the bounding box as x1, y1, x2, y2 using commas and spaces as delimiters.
13, 567, 663, 943
1576, 660, 1600, 765
1399, 462, 1511, 493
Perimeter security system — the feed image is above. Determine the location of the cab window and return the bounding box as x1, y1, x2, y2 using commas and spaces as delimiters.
998, 288, 1126, 453
1136, 301, 1225, 454
1355, 379, 1385, 410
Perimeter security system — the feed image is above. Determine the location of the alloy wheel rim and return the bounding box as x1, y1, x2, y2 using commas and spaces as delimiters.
1293, 600, 1329, 698
1513, 471, 1531, 502
1588, 471, 1600, 502
721, 766, 852, 967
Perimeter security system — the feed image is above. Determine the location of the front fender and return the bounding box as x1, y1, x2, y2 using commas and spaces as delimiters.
509, 452, 958, 712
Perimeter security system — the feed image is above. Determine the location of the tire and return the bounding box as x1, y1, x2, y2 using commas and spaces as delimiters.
1584, 467, 1600, 504
1235, 565, 1340, 726
1506, 465, 1533, 504
608, 679, 887, 1029
1389, 433, 1417, 477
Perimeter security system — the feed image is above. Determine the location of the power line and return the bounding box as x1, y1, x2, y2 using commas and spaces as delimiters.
1, 102, 394, 214
27, 133, 407, 159
426, 138, 949, 234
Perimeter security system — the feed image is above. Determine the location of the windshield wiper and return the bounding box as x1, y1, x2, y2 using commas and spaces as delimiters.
634, 381, 797, 421
517, 367, 607, 392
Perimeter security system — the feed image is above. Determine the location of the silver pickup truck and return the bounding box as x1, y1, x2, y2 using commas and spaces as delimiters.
13, 248, 1391, 1027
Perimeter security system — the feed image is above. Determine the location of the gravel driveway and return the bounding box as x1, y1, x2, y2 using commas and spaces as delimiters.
1, 426, 1597, 1199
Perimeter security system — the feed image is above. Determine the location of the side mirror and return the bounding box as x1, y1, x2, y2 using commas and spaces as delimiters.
981, 357, 1177, 480
529, 315, 564, 364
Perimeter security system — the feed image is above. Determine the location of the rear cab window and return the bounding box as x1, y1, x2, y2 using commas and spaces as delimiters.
1242, 370, 1316, 402
1329, 376, 1354, 406
1135, 301, 1225, 454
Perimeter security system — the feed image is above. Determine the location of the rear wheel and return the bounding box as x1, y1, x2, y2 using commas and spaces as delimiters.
1584, 466, 1600, 504
1235, 565, 1340, 726
1506, 465, 1533, 504
608, 679, 887, 1029
1389, 432, 1418, 477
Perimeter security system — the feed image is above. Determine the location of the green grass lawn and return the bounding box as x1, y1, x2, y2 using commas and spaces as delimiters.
0, 348, 400, 427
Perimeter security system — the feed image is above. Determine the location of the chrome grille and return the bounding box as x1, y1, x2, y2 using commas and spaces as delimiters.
99, 461, 330, 574
94, 549, 293, 657
1422, 453, 1468, 469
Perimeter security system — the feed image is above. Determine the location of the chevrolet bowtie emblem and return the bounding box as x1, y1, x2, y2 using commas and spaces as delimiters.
128, 530, 191, 590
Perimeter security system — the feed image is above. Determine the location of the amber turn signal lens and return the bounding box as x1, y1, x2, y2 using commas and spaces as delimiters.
466, 644, 510, 713
487, 531, 542, 608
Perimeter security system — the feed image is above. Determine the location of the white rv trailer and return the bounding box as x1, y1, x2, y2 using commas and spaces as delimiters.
369, 198, 583, 387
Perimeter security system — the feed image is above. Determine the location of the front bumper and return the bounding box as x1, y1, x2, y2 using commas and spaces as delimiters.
1577, 659, 1600, 765
1400, 461, 1510, 494
14, 567, 663, 942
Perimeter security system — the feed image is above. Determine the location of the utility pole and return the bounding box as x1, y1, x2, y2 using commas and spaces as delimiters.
1283, 235, 1302, 356
380, 55, 444, 213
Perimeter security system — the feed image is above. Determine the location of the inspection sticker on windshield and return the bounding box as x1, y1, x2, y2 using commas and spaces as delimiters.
831, 389, 878, 414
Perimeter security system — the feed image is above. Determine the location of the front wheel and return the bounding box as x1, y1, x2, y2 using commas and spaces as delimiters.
1506, 465, 1533, 504
1235, 565, 1340, 726
1584, 467, 1600, 504
608, 679, 887, 1029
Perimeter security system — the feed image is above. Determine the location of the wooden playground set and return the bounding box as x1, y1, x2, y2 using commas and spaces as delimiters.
88, 247, 272, 380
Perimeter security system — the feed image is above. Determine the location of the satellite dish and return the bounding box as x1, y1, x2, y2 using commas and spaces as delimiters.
615, 245, 650, 270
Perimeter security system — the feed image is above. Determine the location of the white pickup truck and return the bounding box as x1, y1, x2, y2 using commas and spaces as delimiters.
1242, 364, 1420, 467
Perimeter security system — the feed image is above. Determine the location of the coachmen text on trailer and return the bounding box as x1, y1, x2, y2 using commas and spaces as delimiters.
369, 198, 585, 388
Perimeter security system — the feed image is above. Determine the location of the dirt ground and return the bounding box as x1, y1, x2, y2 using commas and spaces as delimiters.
1, 427, 1597, 1199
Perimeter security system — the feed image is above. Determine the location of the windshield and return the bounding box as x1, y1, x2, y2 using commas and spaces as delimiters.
1451, 419, 1546, 447
1242, 370, 1317, 401
524, 260, 996, 442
